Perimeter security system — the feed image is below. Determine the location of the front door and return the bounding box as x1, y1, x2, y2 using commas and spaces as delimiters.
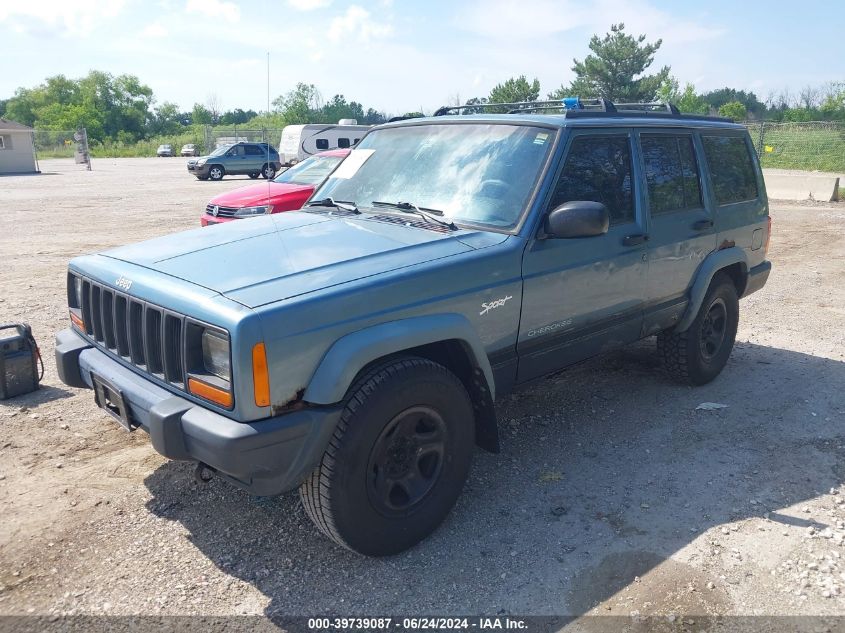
518, 130, 648, 383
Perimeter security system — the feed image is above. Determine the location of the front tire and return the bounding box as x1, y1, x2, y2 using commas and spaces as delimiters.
300, 357, 474, 556
208, 165, 224, 181
262, 163, 276, 179
658, 273, 739, 385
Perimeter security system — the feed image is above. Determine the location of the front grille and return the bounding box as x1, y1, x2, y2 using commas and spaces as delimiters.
79, 278, 186, 389
205, 204, 238, 218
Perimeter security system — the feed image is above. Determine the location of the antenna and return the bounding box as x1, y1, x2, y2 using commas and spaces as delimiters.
266, 50, 271, 207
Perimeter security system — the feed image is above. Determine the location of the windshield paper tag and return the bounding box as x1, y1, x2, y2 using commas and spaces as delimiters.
534, 133, 549, 145
331, 149, 375, 179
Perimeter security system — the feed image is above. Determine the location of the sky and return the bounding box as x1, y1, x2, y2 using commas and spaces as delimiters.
0, 0, 840, 116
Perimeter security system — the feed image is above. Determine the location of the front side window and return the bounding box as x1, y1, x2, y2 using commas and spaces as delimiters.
210, 144, 232, 157
702, 135, 758, 205
551, 135, 635, 225
313, 123, 555, 229
274, 154, 344, 185
641, 134, 702, 215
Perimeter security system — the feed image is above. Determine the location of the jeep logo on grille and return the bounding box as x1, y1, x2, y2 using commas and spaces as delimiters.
115, 276, 133, 291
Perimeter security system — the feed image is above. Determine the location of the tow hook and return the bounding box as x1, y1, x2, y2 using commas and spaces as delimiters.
194, 462, 215, 484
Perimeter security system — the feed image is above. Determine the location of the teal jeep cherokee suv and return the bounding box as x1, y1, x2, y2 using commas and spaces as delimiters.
187, 141, 282, 181
56, 99, 771, 556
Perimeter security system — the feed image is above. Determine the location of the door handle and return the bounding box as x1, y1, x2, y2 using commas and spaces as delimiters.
622, 234, 649, 246
693, 219, 714, 231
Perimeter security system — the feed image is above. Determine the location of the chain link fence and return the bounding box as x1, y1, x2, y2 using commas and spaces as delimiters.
32, 130, 79, 158
204, 127, 283, 151
746, 121, 845, 173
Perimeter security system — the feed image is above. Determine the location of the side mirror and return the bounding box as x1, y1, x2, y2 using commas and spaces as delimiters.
543, 201, 609, 239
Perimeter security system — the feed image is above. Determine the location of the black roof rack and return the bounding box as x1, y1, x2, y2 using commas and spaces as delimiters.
432, 98, 727, 122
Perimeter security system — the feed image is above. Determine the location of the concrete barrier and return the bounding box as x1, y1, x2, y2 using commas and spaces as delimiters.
763, 169, 841, 201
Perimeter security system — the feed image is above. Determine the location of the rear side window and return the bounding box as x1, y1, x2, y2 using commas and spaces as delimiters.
337, 137, 351, 149
316, 139, 329, 150
641, 134, 702, 215
552, 135, 635, 225
702, 135, 758, 205
244, 145, 264, 156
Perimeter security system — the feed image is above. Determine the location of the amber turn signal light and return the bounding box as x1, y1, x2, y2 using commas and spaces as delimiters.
188, 377, 233, 408
252, 342, 270, 407
70, 311, 85, 330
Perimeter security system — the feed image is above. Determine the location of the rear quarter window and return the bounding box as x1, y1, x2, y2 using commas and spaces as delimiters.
702, 135, 759, 205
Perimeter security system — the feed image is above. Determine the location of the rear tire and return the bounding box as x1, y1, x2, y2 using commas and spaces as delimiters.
196, 176, 208, 181
248, 172, 260, 179
208, 165, 224, 181
299, 356, 474, 556
262, 163, 276, 179
658, 273, 739, 385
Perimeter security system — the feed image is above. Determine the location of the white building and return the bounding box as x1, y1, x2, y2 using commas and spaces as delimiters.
0, 118, 39, 175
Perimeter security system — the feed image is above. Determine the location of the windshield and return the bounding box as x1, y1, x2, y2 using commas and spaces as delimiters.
274, 154, 344, 186
312, 123, 555, 228
209, 145, 232, 157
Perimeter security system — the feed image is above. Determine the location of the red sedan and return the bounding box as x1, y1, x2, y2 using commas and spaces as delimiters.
201, 149, 350, 226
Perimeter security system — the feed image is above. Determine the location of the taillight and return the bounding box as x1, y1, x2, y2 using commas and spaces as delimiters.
764, 216, 772, 256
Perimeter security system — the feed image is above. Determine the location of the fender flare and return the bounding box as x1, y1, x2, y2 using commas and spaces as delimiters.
676, 246, 748, 332
303, 314, 496, 405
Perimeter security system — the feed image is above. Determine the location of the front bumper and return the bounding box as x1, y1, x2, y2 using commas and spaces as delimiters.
200, 213, 237, 227
187, 163, 210, 176
55, 328, 341, 496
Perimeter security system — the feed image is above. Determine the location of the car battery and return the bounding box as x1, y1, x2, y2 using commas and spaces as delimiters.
0, 323, 42, 399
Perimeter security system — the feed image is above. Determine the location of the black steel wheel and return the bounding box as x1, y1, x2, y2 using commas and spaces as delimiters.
366, 405, 447, 515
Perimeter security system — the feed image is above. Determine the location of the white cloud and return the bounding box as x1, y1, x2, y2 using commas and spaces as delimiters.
455, 0, 723, 45
454, 0, 590, 40
328, 5, 393, 43
185, 0, 240, 22
140, 21, 168, 38
287, 0, 333, 10
0, 0, 127, 36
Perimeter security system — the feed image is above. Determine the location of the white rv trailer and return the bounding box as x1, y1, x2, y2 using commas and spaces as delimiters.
279, 119, 371, 165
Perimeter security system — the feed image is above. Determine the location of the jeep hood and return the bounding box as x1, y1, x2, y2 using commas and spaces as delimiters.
101, 212, 490, 308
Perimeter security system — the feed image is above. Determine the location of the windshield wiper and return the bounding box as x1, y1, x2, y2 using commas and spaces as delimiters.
371, 201, 457, 230
305, 197, 360, 214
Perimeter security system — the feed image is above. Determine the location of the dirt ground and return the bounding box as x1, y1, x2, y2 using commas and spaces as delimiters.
1, 158, 845, 623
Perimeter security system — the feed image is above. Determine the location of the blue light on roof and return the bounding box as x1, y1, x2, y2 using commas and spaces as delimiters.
561, 97, 583, 110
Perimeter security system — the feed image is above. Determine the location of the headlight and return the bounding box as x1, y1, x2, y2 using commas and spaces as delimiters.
196, 158, 206, 166
234, 205, 273, 217
74, 276, 84, 308
201, 330, 231, 382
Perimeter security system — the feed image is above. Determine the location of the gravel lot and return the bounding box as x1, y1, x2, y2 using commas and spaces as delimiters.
1, 158, 845, 622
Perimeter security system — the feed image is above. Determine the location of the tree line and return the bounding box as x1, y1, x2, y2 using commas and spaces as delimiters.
0, 74, 390, 144
2, 23, 844, 146
462, 24, 845, 123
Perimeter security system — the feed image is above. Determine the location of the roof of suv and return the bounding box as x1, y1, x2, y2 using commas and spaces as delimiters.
384, 113, 746, 131
382, 99, 746, 132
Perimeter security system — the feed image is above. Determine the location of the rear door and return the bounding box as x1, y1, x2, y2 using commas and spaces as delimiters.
635, 129, 716, 335
518, 129, 648, 382
243, 144, 265, 172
